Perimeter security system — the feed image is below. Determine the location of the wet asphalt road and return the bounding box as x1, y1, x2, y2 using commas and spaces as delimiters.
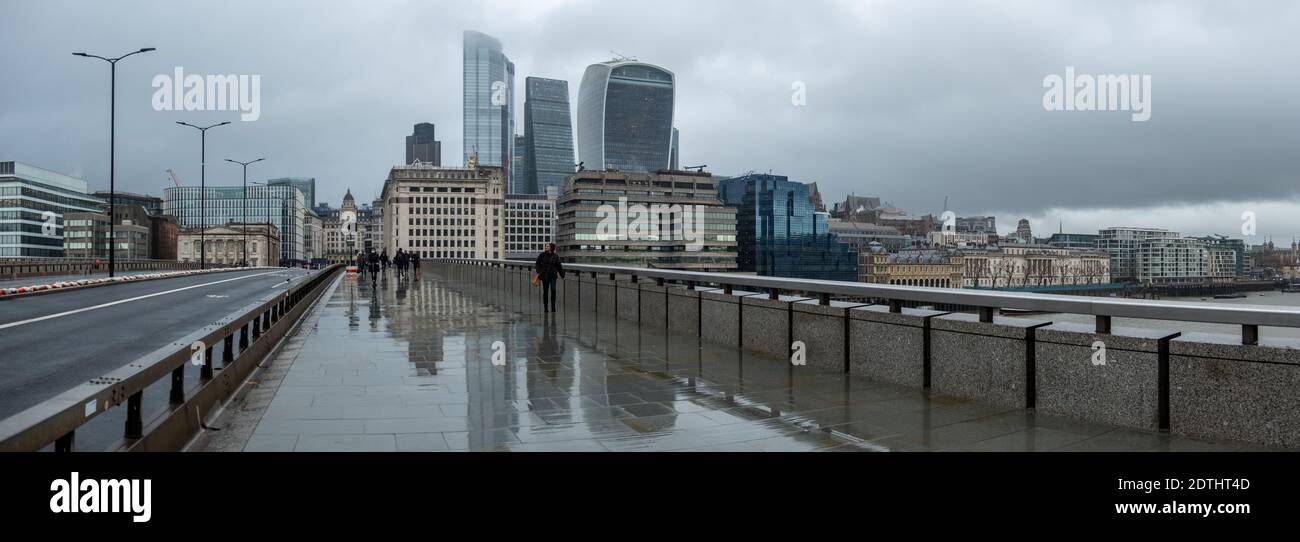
0, 268, 316, 425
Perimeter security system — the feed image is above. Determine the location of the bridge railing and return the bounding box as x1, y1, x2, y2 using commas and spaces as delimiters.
448, 258, 1300, 345
436, 258, 1300, 448
0, 264, 345, 452
0, 258, 223, 280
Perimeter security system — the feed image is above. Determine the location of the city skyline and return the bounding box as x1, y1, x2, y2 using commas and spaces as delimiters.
5, 0, 1300, 240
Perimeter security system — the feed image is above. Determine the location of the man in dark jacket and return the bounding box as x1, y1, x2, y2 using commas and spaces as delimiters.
534, 243, 565, 312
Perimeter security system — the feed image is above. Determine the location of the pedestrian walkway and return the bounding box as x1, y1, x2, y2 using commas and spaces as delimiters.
199, 266, 1259, 452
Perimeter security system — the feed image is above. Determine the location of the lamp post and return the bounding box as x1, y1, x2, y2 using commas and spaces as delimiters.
73, 47, 155, 277
251, 181, 273, 266
176, 121, 230, 269
226, 158, 264, 267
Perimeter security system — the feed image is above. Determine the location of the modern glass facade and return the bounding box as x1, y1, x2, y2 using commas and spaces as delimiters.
521, 77, 575, 195
462, 31, 514, 186
0, 161, 103, 258
267, 177, 316, 209
577, 61, 675, 173
163, 185, 306, 264
718, 174, 857, 281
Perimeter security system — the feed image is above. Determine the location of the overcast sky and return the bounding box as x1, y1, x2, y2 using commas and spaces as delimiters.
3, 0, 1299, 241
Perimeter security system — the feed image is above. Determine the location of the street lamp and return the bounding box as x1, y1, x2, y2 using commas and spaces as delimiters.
73, 47, 155, 277
226, 158, 264, 267
251, 181, 273, 266
176, 121, 231, 269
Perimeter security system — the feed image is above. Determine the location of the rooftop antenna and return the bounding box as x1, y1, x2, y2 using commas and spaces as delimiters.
610, 50, 636, 62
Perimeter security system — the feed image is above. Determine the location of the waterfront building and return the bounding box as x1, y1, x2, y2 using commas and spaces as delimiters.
717, 173, 856, 281
960, 243, 1111, 289
859, 243, 965, 288
555, 169, 737, 271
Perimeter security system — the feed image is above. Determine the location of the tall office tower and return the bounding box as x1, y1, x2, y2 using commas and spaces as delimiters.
405, 123, 442, 166
462, 31, 514, 187
521, 77, 575, 195
512, 134, 529, 192
669, 127, 679, 170
576, 60, 675, 172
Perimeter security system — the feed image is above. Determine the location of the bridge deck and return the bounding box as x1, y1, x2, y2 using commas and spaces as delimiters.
197, 268, 1256, 452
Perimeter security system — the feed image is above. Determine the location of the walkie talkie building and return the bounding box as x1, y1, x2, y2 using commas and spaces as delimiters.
576, 60, 675, 173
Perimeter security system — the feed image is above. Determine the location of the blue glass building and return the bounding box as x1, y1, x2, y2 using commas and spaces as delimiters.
718, 174, 857, 281
521, 77, 575, 194
576, 60, 674, 173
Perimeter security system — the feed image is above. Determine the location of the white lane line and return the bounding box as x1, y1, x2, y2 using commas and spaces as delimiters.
0, 271, 284, 331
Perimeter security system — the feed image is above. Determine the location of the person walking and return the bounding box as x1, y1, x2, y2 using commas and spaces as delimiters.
394, 249, 407, 280
534, 243, 565, 312
381, 249, 390, 271
411, 251, 421, 278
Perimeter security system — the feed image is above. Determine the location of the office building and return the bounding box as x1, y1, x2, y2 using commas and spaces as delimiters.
405, 123, 442, 166
669, 127, 680, 171
163, 184, 307, 264
62, 211, 150, 260
0, 161, 103, 258
717, 173, 856, 281
521, 77, 575, 194
91, 189, 178, 260
956, 216, 997, 234
267, 178, 317, 211
463, 31, 515, 187
555, 169, 737, 271
380, 157, 506, 260
504, 187, 558, 260
513, 134, 529, 192
1046, 232, 1099, 251
576, 60, 675, 172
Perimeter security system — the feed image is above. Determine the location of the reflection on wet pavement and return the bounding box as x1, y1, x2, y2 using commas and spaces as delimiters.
237, 267, 1252, 452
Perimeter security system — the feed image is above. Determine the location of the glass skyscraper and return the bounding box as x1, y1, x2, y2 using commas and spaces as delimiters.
718, 174, 857, 281
576, 60, 675, 173
163, 184, 307, 264
462, 31, 514, 188
405, 123, 441, 166
521, 77, 575, 195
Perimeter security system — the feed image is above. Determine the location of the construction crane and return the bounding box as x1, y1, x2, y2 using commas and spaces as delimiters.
166, 169, 183, 188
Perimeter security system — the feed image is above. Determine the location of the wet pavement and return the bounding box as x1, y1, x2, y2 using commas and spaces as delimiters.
201, 266, 1261, 452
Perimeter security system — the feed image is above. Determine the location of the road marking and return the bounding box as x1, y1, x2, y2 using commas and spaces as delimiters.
0, 271, 283, 331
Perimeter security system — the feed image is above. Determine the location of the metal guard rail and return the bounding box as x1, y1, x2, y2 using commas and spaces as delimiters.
0, 264, 345, 452
444, 259, 1300, 345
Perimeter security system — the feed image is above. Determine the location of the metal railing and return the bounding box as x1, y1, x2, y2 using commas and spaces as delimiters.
446, 259, 1300, 345
0, 264, 345, 452
0, 258, 220, 280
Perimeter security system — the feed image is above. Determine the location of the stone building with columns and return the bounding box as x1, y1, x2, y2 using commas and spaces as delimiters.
178, 223, 280, 267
